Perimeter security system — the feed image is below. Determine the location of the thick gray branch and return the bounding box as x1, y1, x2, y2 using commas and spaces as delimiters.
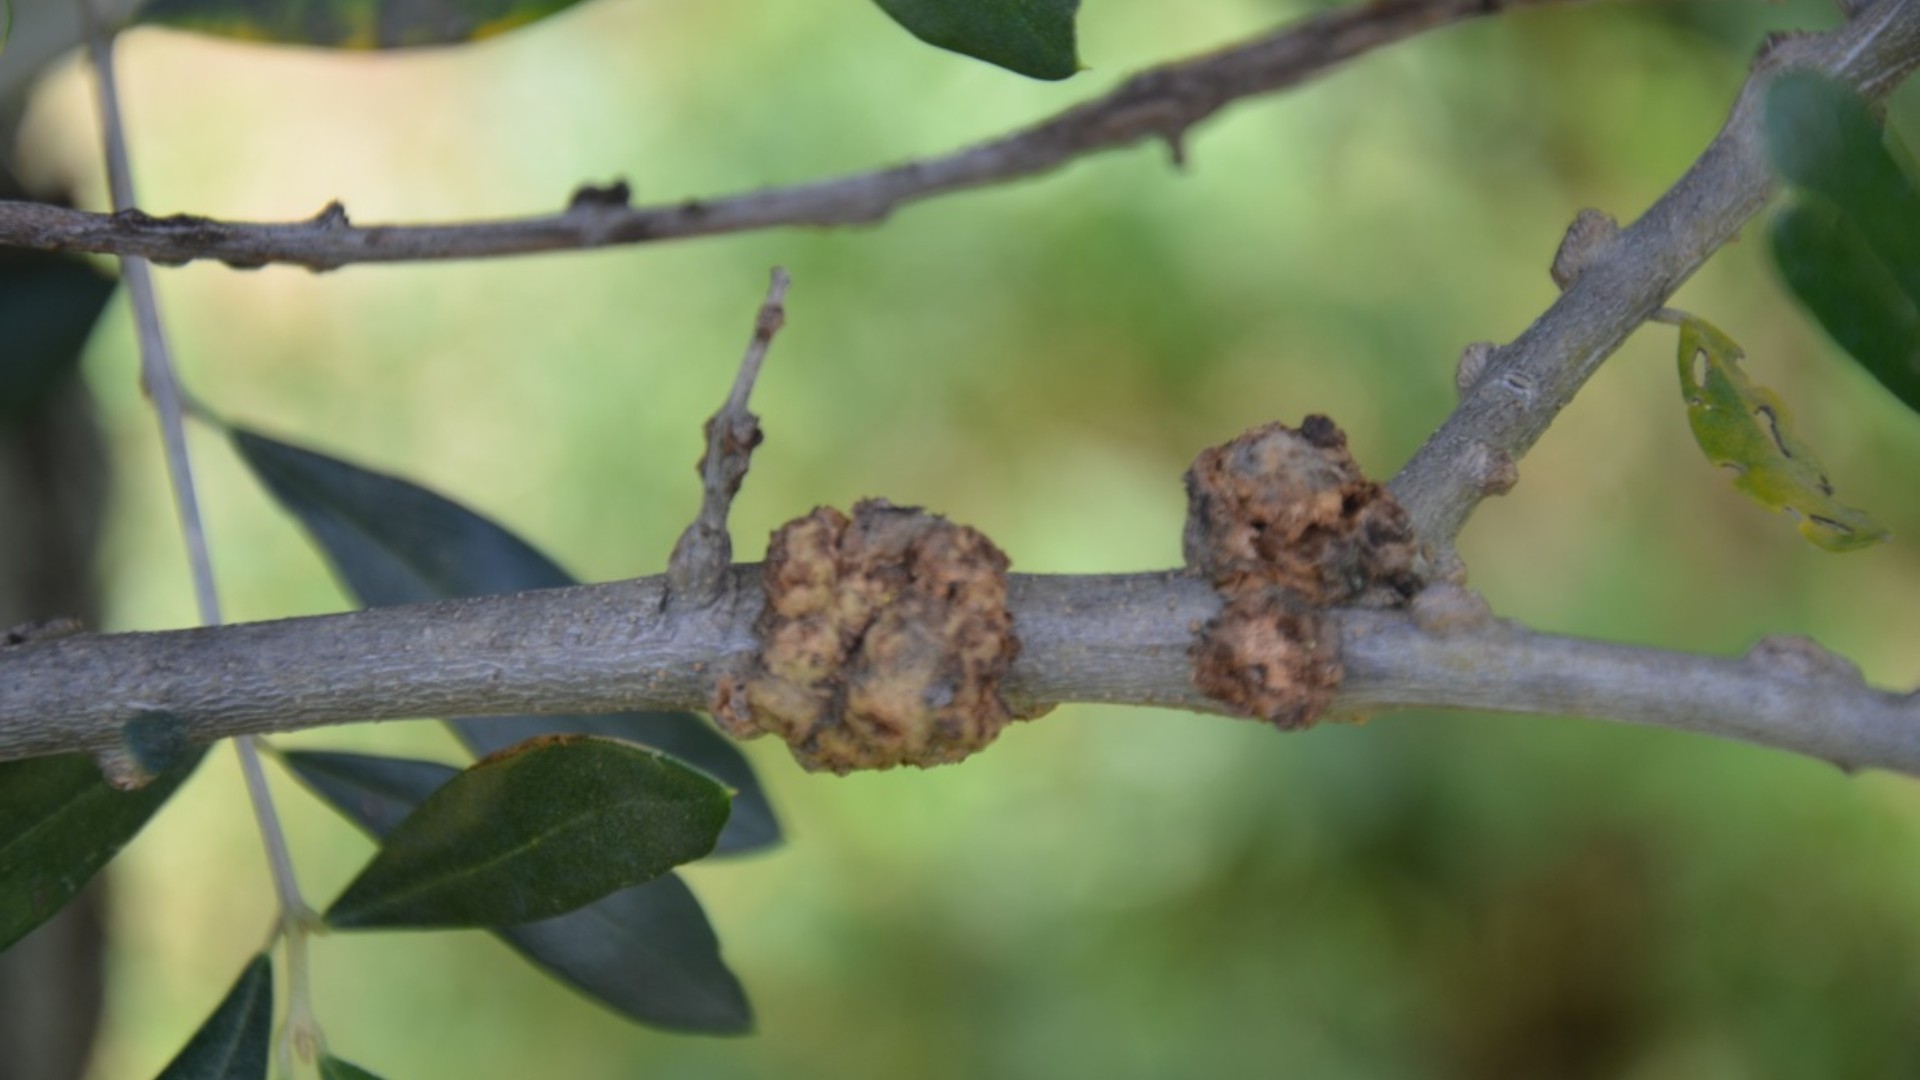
0, 0, 1572, 270
1390, 0, 1920, 547
4, 571, 1916, 776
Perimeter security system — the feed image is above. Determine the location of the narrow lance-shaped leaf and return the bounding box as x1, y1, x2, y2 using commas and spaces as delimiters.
324, 735, 731, 930
1765, 72, 1920, 416
873, 0, 1081, 80
228, 426, 778, 854
1675, 312, 1888, 552
153, 955, 273, 1080
137, 0, 583, 49
0, 742, 203, 952
0, 253, 117, 429
284, 747, 751, 1033
319, 1056, 388, 1080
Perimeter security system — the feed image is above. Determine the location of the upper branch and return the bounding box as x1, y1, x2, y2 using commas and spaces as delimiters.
0, 0, 1572, 271
1390, 0, 1920, 549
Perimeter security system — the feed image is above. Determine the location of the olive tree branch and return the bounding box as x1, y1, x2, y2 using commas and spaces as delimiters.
6, 3, 1920, 782
0, 0, 1580, 270
2, 572, 1915, 775
1389, 0, 1920, 550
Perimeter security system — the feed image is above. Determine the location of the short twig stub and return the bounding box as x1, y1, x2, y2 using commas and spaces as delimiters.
713, 499, 1028, 774
1184, 416, 1424, 727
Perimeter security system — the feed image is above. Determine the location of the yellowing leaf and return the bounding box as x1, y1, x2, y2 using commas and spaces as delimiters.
1676, 313, 1888, 552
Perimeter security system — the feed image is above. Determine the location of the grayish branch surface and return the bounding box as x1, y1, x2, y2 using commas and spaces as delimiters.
665, 268, 790, 607
4, 571, 1917, 776
1391, 0, 1920, 547
0, 0, 1572, 270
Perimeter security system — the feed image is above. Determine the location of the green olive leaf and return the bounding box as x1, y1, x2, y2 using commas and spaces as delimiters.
0, 746, 203, 952
319, 1056, 388, 1080
228, 425, 778, 855
153, 955, 273, 1080
1676, 312, 1888, 552
872, 0, 1080, 80
1765, 72, 1920, 417
137, 0, 581, 48
283, 748, 751, 1032
323, 735, 730, 930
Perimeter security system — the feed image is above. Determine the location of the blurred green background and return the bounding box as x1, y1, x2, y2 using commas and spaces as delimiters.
13, 0, 1920, 1076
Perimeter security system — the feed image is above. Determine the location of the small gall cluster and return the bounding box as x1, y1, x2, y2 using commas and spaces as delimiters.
1183, 416, 1424, 728
713, 500, 1025, 774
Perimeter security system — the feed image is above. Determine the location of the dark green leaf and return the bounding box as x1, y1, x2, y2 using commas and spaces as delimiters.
1772, 201, 1920, 411
230, 426, 778, 854
137, 0, 583, 49
501, 868, 750, 1033
873, 0, 1080, 80
283, 748, 750, 1032
0, 253, 116, 429
230, 428, 569, 606
456, 715, 776, 855
319, 1056, 387, 1080
323, 736, 730, 930
0, 747, 202, 952
280, 749, 461, 838
1765, 72, 1920, 414
154, 955, 272, 1080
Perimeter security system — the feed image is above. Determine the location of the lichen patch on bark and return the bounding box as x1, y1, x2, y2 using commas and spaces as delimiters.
712, 499, 1024, 774
1184, 416, 1425, 727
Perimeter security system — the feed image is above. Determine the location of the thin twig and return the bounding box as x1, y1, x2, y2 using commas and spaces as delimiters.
81, 10, 322, 1061
0, 0, 1577, 271
1389, 0, 1920, 551
665, 268, 791, 607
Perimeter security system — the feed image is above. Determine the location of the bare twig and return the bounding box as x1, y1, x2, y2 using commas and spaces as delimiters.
665, 268, 791, 607
1390, 0, 1920, 551
0, 0, 1576, 271
3, 571, 1916, 775
82, 10, 322, 1059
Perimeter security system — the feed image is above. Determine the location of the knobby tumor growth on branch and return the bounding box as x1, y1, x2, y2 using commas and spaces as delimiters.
712, 499, 1035, 774
1184, 416, 1425, 727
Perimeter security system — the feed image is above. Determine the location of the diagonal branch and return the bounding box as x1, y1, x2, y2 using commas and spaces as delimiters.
1390, 0, 1920, 551
0, 0, 1578, 271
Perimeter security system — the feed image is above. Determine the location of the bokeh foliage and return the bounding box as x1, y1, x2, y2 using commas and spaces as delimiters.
9, 0, 1920, 1077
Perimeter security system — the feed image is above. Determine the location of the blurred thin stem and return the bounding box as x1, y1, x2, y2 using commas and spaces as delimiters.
81, 8, 322, 1063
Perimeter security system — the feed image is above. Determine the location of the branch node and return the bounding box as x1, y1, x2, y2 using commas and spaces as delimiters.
1549, 208, 1620, 290
1455, 341, 1498, 396
712, 499, 1031, 774
665, 268, 793, 608
311, 200, 351, 230
1464, 441, 1519, 496
1409, 582, 1498, 635
567, 180, 633, 211
1747, 634, 1864, 685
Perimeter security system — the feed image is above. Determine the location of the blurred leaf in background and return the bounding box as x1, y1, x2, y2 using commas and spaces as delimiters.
0, 252, 114, 430
870, 0, 1081, 80
1767, 71, 1920, 418
138, 0, 587, 49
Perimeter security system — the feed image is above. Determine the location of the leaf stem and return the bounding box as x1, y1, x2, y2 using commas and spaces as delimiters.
80, 7, 323, 1064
